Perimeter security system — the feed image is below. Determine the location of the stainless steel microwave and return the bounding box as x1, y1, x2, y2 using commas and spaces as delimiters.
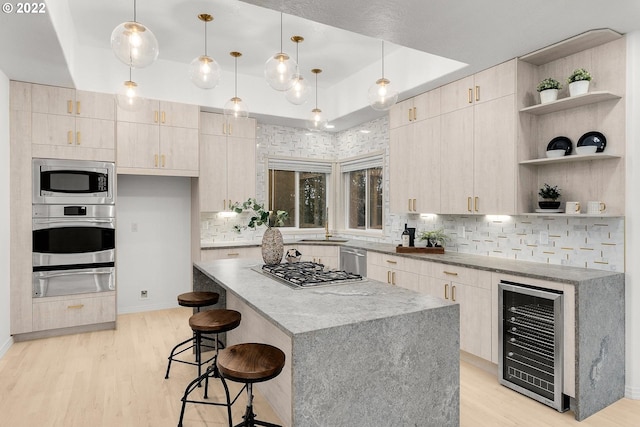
33, 158, 115, 205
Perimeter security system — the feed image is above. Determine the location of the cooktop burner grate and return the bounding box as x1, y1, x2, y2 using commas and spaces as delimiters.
261, 262, 363, 288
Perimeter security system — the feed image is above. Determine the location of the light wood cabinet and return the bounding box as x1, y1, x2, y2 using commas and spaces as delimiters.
389, 90, 440, 129
289, 245, 339, 270
199, 112, 256, 212
440, 60, 517, 214
116, 98, 199, 176
32, 292, 116, 331
389, 89, 441, 213
31, 85, 116, 161
200, 247, 262, 261
366, 252, 420, 289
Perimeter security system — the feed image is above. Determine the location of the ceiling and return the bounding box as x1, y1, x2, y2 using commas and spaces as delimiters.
1, 0, 640, 131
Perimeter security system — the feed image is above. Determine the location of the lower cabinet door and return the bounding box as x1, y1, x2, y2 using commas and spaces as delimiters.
32, 293, 116, 331
454, 282, 492, 360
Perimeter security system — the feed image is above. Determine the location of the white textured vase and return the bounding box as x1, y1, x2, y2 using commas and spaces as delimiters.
539, 89, 558, 104
261, 227, 284, 265
569, 80, 590, 96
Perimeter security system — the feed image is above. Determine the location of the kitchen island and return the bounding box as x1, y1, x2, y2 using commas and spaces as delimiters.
194, 258, 460, 427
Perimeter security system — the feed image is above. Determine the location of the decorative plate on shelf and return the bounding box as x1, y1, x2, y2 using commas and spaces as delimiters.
535, 209, 564, 213
577, 131, 606, 152
546, 136, 572, 155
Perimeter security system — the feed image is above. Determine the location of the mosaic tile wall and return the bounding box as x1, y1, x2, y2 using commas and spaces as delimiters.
200, 117, 625, 272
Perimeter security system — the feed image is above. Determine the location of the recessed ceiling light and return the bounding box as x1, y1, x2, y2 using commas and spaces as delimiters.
359, 129, 371, 134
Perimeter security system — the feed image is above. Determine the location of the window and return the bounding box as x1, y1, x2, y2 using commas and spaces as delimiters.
342, 154, 383, 231
267, 159, 331, 229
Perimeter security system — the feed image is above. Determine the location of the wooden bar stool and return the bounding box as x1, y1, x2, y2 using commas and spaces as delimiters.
177, 309, 242, 427
165, 291, 220, 379
216, 343, 286, 427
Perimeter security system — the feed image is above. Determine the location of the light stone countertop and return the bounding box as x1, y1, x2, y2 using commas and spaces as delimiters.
202, 239, 623, 286
194, 258, 455, 337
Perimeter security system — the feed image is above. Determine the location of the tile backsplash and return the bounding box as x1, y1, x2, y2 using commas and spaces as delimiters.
201, 117, 625, 272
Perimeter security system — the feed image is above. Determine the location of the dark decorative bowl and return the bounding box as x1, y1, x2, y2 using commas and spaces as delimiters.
538, 201, 561, 209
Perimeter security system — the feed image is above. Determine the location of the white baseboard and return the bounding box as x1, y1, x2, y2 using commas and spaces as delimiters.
117, 301, 178, 315
0, 335, 14, 359
626, 385, 640, 399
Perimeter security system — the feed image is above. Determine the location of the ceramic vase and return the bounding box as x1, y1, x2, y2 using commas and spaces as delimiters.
539, 89, 558, 104
261, 227, 284, 265
569, 80, 589, 96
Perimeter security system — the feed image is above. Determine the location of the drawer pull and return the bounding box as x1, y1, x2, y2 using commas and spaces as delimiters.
443, 271, 458, 276
467, 196, 472, 212
408, 108, 412, 121
161, 154, 166, 167
154, 110, 159, 123
412, 107, 417, 121
67, 130, 73, 144
67, 304, 84, 309
161, 111, 166, 123
154, 154, 159, 167
385, 260, 397, 264
387, 271, 391, 284
444, 283, 449, 299
227, 252, 239, 256
474, 196, 479, 212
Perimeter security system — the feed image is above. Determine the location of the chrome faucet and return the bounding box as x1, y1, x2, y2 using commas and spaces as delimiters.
325, 206, 332, 240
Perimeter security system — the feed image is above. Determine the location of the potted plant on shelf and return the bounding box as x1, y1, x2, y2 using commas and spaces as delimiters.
418, 228, 450, 248
537, 77, 562, 104
567, 68, 592, 96
538, 183, 561, 210
231, 198, 289, 265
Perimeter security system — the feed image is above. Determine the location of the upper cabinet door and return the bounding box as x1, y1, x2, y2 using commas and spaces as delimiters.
158, 101, 199, 129
411, 88, 441, 122
389, 98, 415, 129
440, 76, 475, 114
116, 98, 160, 125
31, 85, 76, 116
473, 60, 516, 104
75, 91, 115, 121
200, 112, 228, 136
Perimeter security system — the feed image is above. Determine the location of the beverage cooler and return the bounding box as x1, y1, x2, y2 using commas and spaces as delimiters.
498, 280, 569, 412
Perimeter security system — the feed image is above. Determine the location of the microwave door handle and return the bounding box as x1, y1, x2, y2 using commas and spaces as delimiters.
35, 269, 113, 279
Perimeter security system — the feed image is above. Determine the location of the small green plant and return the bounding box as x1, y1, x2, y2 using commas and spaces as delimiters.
536, 77, 562, 92
418, 228, 450, 247
231, 198, 289, 233
567, 68, 592, 83
538, 183, 561, 201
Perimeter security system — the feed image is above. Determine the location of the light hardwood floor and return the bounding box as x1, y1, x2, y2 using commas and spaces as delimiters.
0, 307, 638, 427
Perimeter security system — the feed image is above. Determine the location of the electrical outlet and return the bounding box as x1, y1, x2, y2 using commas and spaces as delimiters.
140, 290, 148, 299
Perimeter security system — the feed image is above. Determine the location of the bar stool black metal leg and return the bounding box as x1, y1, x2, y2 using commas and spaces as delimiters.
234, 383, 281, 427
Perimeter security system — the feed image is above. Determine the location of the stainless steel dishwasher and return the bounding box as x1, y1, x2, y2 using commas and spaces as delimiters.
340, 247, 367, 276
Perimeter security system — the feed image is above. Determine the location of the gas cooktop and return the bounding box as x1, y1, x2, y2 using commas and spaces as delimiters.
260, 262, 364, 289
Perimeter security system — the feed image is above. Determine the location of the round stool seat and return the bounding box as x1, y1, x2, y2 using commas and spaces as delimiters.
178, 291, 219, 308
189, 309, 241, 334
217, 343, 286, 384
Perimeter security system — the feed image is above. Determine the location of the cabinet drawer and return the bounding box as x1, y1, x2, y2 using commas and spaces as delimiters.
432, 263, 491, 289
201, 247, 261, 261
32, 293, 116, 331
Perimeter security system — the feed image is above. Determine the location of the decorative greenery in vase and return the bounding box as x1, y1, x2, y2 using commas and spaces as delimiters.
536, 77, 561, 92
418, 228, 450, 247
567, 68, 592, 83
231, 198, 289, 233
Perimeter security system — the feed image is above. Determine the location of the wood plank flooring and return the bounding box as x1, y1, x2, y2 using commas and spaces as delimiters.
0, 307, 638, 427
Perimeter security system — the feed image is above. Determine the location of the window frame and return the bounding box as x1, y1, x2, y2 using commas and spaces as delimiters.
339, 152, 385, 234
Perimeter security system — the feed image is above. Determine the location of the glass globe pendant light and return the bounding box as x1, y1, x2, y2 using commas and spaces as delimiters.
223, 51, 249, 120
264, 13, 297, 91
110, 0, 159, 68
367, 40, 398, 111
285, 35, 310, 105
189, 13, 221, 89
307, 68, 327, 131
116, 67, 143, 111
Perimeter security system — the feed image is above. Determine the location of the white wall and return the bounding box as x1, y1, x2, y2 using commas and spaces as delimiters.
116, 175, 192, 314
0, 70, 12, 357
625, 31, 640, 399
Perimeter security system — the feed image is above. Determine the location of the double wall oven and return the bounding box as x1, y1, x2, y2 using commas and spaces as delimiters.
32, 159, 116, 298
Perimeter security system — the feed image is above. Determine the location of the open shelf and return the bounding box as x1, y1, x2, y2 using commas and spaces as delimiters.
519, 153, 621, 165
519, 29, 622, 65
521, 212, 622, 218
519, 91, 621, 115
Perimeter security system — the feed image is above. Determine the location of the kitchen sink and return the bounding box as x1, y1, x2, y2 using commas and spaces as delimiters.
298, 238, 349, 243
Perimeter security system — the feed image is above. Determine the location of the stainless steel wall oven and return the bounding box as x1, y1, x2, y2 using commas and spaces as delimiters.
499, 280, 569, 412
32, 159, 116, 298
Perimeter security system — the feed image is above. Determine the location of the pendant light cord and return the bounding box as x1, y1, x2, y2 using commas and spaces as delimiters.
315, 71, 318, 109
234, 56, 238, 97
204, 19, 208, 57
381, 40, 385, 79
279, 13, 283, 53
133, 0, 137, 22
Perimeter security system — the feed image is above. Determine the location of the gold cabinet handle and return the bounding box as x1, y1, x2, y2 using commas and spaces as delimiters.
412, 199, 417, 212
154, 154, 158, 167
76, 131, 81, 145
154, 111, 159, 123
412, 107, 417, 121
228, 123, 233, 135
223, 123, 227, 134
318, 258, 322, 264
76, 101, 81, 115
475, 86, 480, 102
387, 271, 391, 284
443, 271, 458, 276
391, 271, 396, 285
385, 259, 397, 264
161, 111, 166, 124
67, 100, 73, 114
474, 196, 479, 212
161, 154, 166, 167
467, 197, 472, 212
408, 108, 412, 122
452, 285, 457, 302
67, 130, 73, 144
227, 252, 240, 256
408, 199, 412, 211
67, 304, 84, 309
468, 88, 473, 104
444, 283, 449, 299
